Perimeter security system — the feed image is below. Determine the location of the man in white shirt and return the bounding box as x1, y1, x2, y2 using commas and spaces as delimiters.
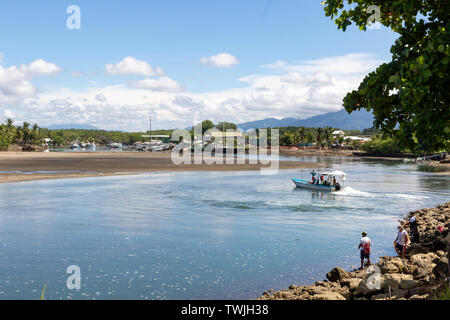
395, 226, 409, 258
358, 232, 371, 270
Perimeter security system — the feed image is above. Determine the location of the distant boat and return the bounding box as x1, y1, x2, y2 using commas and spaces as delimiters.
108, 143, 123, 149
151, 144, 170, 152
70, 142, 81, 149
86, 142, 96, 149
416, 152, 447, 162
292, 170, 346, 192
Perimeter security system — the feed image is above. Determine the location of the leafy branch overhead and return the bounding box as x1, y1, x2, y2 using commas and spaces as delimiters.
323, 0, 450, 152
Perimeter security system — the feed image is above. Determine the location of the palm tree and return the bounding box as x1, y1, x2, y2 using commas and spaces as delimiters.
324, 126, 333, 148
316, 128, 323, 150
6, 118, 14, 128
31, 124, 43, 145
297, 127, 306, 147
21, 122, 31, 145
4, 118, 16, 144
293, 128, 304, 146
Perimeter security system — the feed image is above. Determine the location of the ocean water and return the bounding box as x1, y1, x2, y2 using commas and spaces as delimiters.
0, 157, 449, 300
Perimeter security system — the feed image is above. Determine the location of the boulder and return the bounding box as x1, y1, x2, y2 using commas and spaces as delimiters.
409, 286, 429, 297
326, 267, 350, 282
400, 279, 420, 290
409, 294, 429, 300
432, 237, 447, 250
432, 256, 449, 278
379, 260, 402, 274
311, 292, 346, 300
371, 293, 390, 300
409, 253, 438, 269
341, 278, 363, 291
305, 286, 328, 296
353, 274, 384, 297
281, 292, 291, 299
371, 289, 407, 300
383, 274, 416, 290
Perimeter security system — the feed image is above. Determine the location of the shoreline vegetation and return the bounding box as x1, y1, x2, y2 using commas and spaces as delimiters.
1, 118, 447, 166
257, 202, 450, 301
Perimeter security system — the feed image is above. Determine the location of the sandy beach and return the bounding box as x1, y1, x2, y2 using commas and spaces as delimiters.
0, 151, 324, 184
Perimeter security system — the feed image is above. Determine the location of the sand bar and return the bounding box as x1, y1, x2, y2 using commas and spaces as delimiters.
0, 152, 325, 184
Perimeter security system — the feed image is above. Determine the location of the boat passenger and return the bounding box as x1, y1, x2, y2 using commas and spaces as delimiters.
333, 176, 337, 186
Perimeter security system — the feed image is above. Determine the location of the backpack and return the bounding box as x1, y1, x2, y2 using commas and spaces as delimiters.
363, 243, 371, 255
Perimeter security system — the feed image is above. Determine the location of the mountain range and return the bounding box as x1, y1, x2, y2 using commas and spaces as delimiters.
45, 124, 100, 130
46, 109, 375, 132
237, 109, 374, 131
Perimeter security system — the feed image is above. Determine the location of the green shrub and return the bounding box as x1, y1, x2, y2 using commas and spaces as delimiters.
432, 284, 450, 300
362, 136, 401, 154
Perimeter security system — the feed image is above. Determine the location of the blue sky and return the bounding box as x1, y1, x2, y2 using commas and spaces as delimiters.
0, 0, 398, 131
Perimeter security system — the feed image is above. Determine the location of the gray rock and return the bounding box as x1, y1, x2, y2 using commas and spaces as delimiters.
409, 294, 429, 300
383, 274, 415, 290
311, 292, 346, 300
326, 267, 350, 282
341, 278, 363, 291
432, 257, 449, 278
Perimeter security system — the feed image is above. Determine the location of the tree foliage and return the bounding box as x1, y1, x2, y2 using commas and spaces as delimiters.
216, 122, 237, 132
323, 0, 450, 153
361, 135, 401, 154
0, 119, 44, 148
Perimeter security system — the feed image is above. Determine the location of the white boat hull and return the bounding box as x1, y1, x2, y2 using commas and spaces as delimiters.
291, 178, 340, 192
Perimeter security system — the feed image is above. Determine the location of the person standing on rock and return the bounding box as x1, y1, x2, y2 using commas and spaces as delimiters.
394, 226, 409, 258
408, 216, 420, 243
358, 232, 371, 270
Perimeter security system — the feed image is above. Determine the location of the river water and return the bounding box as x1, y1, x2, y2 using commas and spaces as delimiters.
0, 156, 448, 299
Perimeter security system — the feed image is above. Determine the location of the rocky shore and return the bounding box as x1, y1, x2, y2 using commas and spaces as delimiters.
257, 202, 450, 300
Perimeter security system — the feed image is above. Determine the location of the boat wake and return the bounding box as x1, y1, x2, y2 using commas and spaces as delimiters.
335, 187, 374, 198
336, 187, 428, 202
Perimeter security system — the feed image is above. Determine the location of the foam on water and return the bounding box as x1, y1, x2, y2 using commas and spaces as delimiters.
334, 187, 375, 198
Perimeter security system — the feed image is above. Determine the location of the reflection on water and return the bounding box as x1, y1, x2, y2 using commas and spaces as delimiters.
310, 190, 337, 201
0, 157, 448, 300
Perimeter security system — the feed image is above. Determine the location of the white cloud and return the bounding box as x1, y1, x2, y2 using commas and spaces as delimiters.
105, 56, 163, 76
2, 53, 383, 131
0, 55, 61, 104
2, 109, 14, 119
262, 53, 383, 76
200, 53, 240, 68
25, 59, 61, 76
131, 77, 184, 93
95, 93, 107, 102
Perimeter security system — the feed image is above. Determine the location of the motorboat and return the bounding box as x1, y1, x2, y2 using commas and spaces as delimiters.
291, 170, 346, 192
